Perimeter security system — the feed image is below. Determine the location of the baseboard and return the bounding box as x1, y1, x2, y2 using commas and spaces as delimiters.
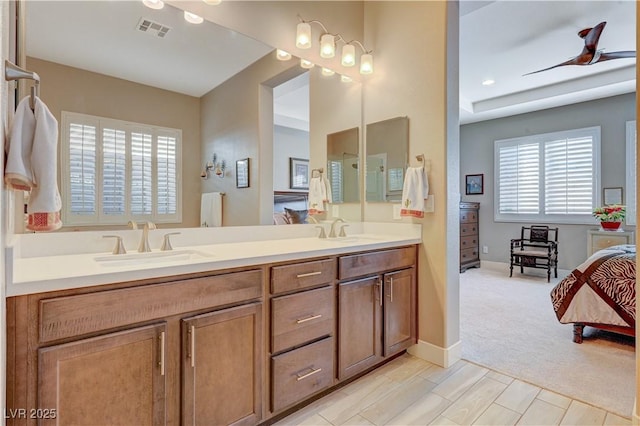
480, 260, 571, 278
408, 339, 461, 368
633, 399, 639, 425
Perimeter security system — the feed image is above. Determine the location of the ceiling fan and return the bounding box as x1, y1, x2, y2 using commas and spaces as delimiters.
524, 21, 635, 75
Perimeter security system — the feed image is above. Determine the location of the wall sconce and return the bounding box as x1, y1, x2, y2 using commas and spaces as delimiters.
295, 15, 373, 75
201, 153, 226, 179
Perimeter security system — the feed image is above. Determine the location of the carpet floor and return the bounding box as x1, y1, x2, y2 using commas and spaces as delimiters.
460, 265, 635, 419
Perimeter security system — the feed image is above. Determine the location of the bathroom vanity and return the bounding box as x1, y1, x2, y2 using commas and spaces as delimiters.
5, 223, 420, 425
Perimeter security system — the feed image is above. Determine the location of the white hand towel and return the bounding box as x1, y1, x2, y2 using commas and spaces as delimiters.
308, 177, 326, 215
201, 192, 223, 227
400, 166, 429, 218
322, 175, 333, 203
5, 97, 36, 191
26, 97, 63, 232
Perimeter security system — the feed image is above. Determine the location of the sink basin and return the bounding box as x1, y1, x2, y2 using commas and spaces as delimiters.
94, 249, 212, 267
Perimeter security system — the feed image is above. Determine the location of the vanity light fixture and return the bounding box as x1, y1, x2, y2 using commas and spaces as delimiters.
359, 53, 374, 75
142, 0, 164, 10
340, 75, 353, 83
296, 22, 312, 49
276, 49, 292, 61
300, 59, 314, 69
320, 34, 336, 58
341, 44, 356, 67
184, 11, 204, 24
321, 67, 335, 77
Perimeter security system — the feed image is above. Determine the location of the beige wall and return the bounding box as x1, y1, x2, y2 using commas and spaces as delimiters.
25, 57, 202, 229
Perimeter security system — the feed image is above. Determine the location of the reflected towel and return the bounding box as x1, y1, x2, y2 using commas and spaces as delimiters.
5, 97, 36, 191
201, 192, 223, 227
308, 177, 326, 215
400, 166, 429, 218
322, 175, 333, 204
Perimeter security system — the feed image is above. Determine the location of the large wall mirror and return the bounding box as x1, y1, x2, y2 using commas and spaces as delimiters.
365, 116, 409, 202
19, 0, 363, 231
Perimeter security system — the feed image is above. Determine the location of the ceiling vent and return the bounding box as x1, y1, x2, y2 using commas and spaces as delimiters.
136, 18, 171, 38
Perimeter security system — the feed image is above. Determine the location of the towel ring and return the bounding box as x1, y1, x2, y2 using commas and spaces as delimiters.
4, 60, 40, 110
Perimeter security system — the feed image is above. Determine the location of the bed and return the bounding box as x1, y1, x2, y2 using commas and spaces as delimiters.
550, 244, 635, 343
273, 191, 309, 225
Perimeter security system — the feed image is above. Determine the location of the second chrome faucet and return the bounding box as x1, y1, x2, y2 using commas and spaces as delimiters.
138, 222, 156, 252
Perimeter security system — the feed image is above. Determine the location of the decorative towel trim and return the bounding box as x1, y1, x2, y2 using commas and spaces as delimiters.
4, 174, 32, 191
400, 208, 425, 219
26, 211, 62, 232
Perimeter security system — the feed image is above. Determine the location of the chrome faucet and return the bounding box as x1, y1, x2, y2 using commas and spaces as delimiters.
128, 220, 138, 230
329, 218, 346, 238
103, 235, 126, 255
138, 222, 157, 252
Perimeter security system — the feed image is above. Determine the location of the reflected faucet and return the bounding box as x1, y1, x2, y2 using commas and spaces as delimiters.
138, 222, 157, 252
128, 220, 138, 230
329, 218, 346, 238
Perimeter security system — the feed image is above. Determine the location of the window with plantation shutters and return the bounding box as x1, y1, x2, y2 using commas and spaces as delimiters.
61, 112, 182, 226
494, 127, 600, 224
328, 160, 343, 203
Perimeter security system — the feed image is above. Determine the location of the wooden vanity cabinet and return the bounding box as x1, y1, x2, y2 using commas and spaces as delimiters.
337, 247, 417, 380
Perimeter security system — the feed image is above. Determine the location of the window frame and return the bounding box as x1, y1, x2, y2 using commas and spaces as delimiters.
61, 111, 182, 226
625, 120, 636, 226
493, 126, 601, 224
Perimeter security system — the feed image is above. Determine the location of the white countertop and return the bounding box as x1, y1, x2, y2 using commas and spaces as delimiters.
7, 223, 422, 297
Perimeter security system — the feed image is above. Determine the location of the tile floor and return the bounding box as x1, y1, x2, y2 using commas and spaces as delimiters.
275, 353, 631, 426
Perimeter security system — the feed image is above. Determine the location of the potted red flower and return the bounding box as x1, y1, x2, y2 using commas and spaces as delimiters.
592, 205, 626, 231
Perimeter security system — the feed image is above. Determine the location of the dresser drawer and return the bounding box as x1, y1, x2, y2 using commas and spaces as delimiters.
460, 210, 478, 223
271, 337, 334, 412
271, 259, 336, 295
338, 246, 415, 280
460, 235, 478, 250
271, 286, 334, 353
461, 247, 479, 263
460, 223, 478, 236
591, 234, 630, 251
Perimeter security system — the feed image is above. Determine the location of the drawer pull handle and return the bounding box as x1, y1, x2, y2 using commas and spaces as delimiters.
296, 314, 323, 324
187, 325, 196, 368
296, 367, 323, 381
297, 271, 322, 278
158, 331, 165, 376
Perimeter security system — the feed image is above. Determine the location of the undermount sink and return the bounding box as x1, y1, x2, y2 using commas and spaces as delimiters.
94, 249, 212, 267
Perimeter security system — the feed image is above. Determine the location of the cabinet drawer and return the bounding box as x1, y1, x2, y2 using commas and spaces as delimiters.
460, 223, 478, 236
460, 235, 478, 250
461, 247, 478, 262
271, 259, 335, 295
460, 210, 478, 223
39, 269, 262, 343
271, 337, 334, 412
272, 286, 334, 353
592, 234, 630, 251
338, 247, 415, 280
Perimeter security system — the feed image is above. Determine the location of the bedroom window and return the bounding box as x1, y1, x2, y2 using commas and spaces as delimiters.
61, 111, 182, 226
625, 120, 636, 226
494, 126, 600, 224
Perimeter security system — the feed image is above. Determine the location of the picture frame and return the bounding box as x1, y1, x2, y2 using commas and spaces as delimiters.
603, 186, 623, 205
465, 174, 484, 195
290, 157, 309, 190
236, 158, 250, 188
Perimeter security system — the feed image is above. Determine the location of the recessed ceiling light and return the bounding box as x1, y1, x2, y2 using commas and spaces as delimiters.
321, 67, 335, 76
276, 49, 292, 61
184, 11, 204, 24
142, 0, 164, 10
482, 79, 495, 86
300, 59, 314, 69
203, 0, 222, 4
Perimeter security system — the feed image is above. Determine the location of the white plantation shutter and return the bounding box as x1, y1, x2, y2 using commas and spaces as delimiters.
328, 160, 343, 203
61, 112, 182, 226
495, 126, 600, 223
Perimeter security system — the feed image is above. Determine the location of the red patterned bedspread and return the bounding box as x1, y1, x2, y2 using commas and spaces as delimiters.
550, 244, 635, 327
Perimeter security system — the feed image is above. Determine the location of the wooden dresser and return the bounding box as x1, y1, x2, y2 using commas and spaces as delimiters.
460, 201, 480, 272
587, 229, 635, 257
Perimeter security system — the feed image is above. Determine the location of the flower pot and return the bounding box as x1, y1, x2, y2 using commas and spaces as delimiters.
600, 221, 622, 231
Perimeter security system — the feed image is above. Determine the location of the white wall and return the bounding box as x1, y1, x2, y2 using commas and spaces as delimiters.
273, 125, 309, 192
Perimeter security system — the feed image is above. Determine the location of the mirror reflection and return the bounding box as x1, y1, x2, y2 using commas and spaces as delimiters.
327, 128, 360, 203
365, 116, 409, 202
22, 0, 363, 230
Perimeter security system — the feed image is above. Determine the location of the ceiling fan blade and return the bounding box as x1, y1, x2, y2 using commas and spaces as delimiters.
596, 51, 636, 62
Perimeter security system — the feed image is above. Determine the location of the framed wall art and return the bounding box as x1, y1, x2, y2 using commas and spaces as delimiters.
289, 157, 309, 190
236, 158, 250, 188
465, 174, 484, 195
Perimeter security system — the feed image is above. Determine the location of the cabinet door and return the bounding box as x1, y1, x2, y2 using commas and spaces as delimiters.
384, 268, 416, 356
182, 303, 262, 426
338, 277, 383, 380
38, 323, 167, 425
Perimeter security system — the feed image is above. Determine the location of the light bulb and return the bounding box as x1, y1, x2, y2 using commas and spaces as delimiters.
184, 11, 204, 24
360, 53, 373, 75
296, 22, 312, 49
321, 67, 335, 76
300, 59, 314, 69
341, 44, 356, 67
142, 0, 164, 9
340, 75, 353, 83
203, 0, 222, 4
320, 34, 335, 58
276, 49, 292, 61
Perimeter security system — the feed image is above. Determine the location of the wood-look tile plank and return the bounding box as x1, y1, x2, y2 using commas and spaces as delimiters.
440, 377, 507, 425
386, 393, 452, 426
275, 390, 350, 426
432, 362, 490, 402
319, 375, 401, 425
495, 379, 540, 414
485, 370, 514, 385
360, 377, 436, 425
383, 355, 433, 382
559, 400, 606, 426
517, 399, 565, 426
429, 415, 459, 425
343, 414, 375, 426
420, 360, 467, 384
603, 412, 631, 425
472, 403, 520, 426
536, 390, 572, 410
